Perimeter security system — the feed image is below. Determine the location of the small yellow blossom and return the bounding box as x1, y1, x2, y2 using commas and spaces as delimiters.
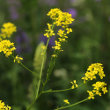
102, 87, 108, 94
51, 54, 57, 58
57, 29, 64, 37
52, 41, 61, 50
87, 81, 108, 99
70, 80, 78, 89
87, 91, 95, 99
66, 28, 72, 34
0, 100, 11, 110
14, 55, 23, 63
0, 22, 16, 39
92, 81, 108, 95
64, 99, 70, 104
0, 40, 16, 57
44, 23, 55, 38
82, 63, 105, 83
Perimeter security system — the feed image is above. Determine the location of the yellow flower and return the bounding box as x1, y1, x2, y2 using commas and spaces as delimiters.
51, 54, 57, 58
102, 87, 108, 94
66, 28, 72, 34
57, 29, 64, 37
0, 22, 16, 39
0, 40, 16, 57
52, 41, 61, 50
14, 55, 23, 63
82, 63, 105, 83
92, 81, 106, 90
0, 100, 11, 110
70, 80, 78, 89
87, 81, 108, 99
64, 99, 70, 104
47, 8, 74, 27
44, 23, 55, 38
87, 91, 95, 99
47, 8, 62, 21
46, 8, 74, 53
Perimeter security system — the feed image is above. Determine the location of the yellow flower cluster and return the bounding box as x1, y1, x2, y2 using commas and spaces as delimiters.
0, 100, 11, 110
82, 63, 105, 83
87, 81, 108, 99
14, 55, 23, 63
0, 23, 23, 62
44, 8, 74, 55
70, 80, 78, 89
0, 40, 16, 57
47, 8, 74, 28
64, 99, 70, 104
0, 22, 16, 40
44, 23, 55, 38
0, 23, 16, 57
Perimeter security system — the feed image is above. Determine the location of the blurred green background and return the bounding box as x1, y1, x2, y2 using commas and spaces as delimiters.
0, 0, 110, 110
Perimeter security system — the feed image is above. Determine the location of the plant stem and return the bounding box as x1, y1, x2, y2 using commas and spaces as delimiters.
27, 38, 50, 110
20, 63, 35, 75
55, 98, 88, 110
42, 56, 56, 88
42, 88, 72, 94
42, 83, 84, 94
35, 38, 50, 99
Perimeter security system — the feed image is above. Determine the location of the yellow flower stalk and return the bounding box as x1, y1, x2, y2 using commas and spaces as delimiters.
44, 8, 75, 56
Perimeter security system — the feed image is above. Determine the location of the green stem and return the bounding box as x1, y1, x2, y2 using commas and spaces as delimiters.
42, 83, 84, 94
55, 98, 88, 110
20, 63, 35, 75
35, 38, 50, 99
42, 88, 72, 94
42, 56, 56, 88
27, 38, 50, 110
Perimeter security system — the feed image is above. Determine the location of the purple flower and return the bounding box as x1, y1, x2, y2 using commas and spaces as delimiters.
7, 0, 21, 20
39, 34, 55, 48
67, 8, 77, 18
9, 6, 19, 20
16, 45, 22, 54
15, 28, 31, 54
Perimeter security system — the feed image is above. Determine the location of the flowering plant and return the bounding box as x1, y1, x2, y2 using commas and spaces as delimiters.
0, 8, 108, 110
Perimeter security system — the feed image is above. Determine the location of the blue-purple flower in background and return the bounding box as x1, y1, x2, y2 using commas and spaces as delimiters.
39, 34, 55, 48
16, 28, 31, 54
7, 0, 20, 20
67, 8, 77, 18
